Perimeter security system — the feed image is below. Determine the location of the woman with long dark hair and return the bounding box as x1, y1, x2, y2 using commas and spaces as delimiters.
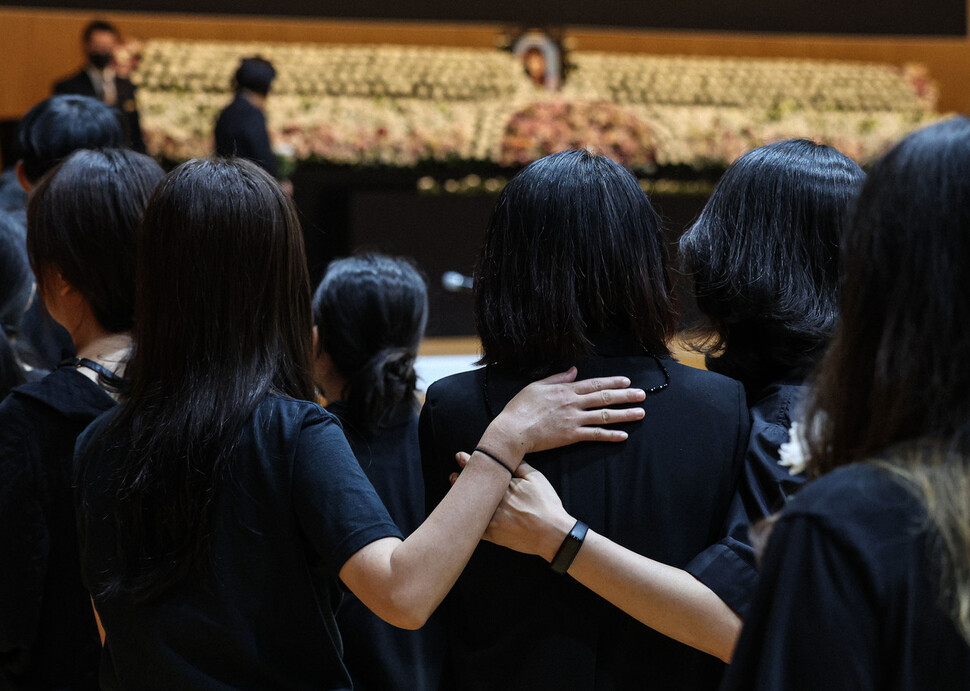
73, 157, 642, 690
0, 148, 163, 690
312, 254, 444, 691
722, 117, 970, 689
421, 149, 752, 689
459, 140, 865, 664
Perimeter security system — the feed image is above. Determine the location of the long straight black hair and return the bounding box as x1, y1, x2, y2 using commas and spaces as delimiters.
475, 149, 676, 376
805, 117, 970, 643
679, 139, 865, 395
80, 157, 315, 602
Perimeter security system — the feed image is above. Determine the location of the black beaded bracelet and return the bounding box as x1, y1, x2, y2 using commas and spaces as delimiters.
550, 520, 589, 574
473, 447, 515, 476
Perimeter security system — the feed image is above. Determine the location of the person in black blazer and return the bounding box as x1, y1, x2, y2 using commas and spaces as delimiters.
460, 140, 867, 669
53, 20, 146, 153
420, 150, 750, 691
215, 57, 281, 181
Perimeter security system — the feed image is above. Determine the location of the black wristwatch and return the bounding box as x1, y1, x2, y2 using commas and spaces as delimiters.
550, 520, 589, 574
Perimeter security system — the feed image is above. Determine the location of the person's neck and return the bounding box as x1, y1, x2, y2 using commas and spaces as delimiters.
73, 326, 132, 387
240, 89, 266, 110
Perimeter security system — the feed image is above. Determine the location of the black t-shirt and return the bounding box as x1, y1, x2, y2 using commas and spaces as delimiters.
328, 401, 446, 691
722, 462, 970, 690
75, 395, 402, 691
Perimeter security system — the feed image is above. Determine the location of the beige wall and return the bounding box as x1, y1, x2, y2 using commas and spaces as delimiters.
1, 6, 968, 127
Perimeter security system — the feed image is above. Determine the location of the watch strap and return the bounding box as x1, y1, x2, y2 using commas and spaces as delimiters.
550, 520, 589, 574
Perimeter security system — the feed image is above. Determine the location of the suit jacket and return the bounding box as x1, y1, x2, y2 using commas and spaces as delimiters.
420, 337, 750, 691
214, 96, 279, 178
53, 70, 146, 154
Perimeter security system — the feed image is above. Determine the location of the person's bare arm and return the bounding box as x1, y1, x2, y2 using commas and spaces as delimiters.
339, 368, 646, 629
451, 459, 741, 661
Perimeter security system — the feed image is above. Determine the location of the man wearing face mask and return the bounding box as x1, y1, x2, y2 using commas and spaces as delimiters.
53, 20, 146, 153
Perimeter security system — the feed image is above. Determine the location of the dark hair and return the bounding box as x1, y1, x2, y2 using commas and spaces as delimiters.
0, 212, 32, 396
18, 95, 125, 183
476, 149, 675, 376
313, 254, 427, 435
82, 157, 315, 602
234, 57, 276, 96
679, 139, 865, 395
82, 19, 119, 43
26, 148, 163, 334
805, 116, 970, 646
807, 118, 970, 473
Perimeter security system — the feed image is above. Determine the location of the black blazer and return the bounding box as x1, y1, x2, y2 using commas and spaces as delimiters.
420, 340, 750, 691
53, 70, 146, 154
214, 96, 279, 178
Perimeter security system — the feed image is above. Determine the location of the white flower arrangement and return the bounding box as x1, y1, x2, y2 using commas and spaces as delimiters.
131, 40, 942, 172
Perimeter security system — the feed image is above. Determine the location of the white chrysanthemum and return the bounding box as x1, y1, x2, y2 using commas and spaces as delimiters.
778, 421, 810, 476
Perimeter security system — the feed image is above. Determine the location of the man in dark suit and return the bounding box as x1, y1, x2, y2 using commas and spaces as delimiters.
215, 57, 291, 192
53, 19, 146, 153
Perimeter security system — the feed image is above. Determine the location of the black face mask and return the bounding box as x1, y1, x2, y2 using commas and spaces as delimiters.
88, 52, 112, 70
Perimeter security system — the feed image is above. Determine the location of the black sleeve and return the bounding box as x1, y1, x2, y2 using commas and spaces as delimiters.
720, 513, 881, 691
291, 411, 402, 575
0, 401, 48, 671
686, 416, 806, 617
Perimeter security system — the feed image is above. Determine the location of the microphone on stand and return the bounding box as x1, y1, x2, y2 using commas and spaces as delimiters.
441, 271, 474, 293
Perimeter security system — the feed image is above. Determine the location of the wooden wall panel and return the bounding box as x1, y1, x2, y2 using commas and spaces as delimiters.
1, 5, 968, 121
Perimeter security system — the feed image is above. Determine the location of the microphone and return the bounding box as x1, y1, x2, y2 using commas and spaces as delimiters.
441, 271, 474, 293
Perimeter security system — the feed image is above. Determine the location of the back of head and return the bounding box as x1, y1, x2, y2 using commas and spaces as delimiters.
82, 19, 119, 44
679, 139, 865, 394
808, 117, 970, 472
130, 157, 313, 402
0, 211, 31, 338
26, 148, 164, 334
18, 95, 125, 184
234, 57, 277, 96
475, 149, 675, 377
0, 211, 32, 396
313, 254, 428, 435
90, 157, 314, 602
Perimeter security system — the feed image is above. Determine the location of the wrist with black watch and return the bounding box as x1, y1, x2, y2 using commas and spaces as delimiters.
550, 519, 589, 574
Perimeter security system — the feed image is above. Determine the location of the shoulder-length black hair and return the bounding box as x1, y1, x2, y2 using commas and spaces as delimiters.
313, 253, 428, 435
80, 157, 315, 602
26, 148, 164, 334
805, 116, 970, 646
475, 149, 675, 376
679, 139, 864, 395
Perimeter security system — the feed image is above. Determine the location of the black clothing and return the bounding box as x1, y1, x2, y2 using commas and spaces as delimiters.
0, 366, 113, 691
214, 96, 279, 178
721, 462, 970, 690
53, 70, 147, 153
75, 395, 402, 691
327, 401, 445, 691
421, 344, 750, 691
686, 381, 808, 617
